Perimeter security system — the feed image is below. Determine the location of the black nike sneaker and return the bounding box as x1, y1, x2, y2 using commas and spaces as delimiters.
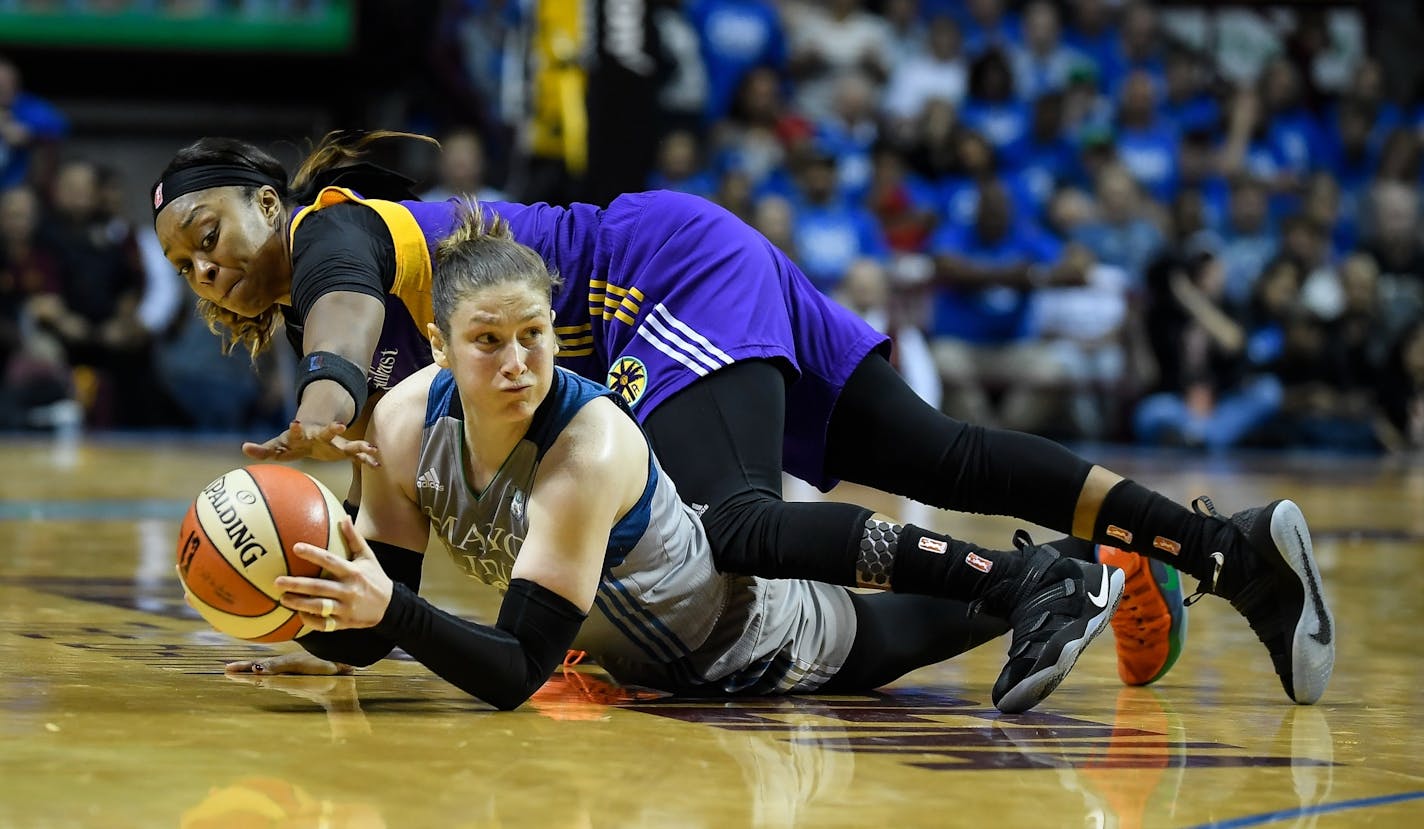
1184, 497, 1335, 704
978, 531, 1125, 714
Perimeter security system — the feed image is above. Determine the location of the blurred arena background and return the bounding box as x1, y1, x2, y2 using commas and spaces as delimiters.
1, 0, 1421, 454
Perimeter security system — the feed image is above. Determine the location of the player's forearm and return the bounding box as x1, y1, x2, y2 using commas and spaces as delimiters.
298, 292, 385, 425
373, 580, 585, 711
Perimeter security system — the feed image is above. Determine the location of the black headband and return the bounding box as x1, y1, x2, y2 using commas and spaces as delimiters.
152, 165, 286, 220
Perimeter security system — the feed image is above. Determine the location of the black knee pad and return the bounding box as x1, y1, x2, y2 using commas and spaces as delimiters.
697, 490, 779, 574
698, 491, 871, 585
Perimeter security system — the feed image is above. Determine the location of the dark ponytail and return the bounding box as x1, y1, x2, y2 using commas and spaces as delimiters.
289, 129, 437, 204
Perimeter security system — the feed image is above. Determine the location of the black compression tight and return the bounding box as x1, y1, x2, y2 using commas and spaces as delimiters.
642, 360, 869, 586
819, 591, 1010, 692
641, 357, 1099, 589
825, 353, 1094, 530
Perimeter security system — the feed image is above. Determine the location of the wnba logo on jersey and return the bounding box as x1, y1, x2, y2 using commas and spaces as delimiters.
607, 356, 648, 406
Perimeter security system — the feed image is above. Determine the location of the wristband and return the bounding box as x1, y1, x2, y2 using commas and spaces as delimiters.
296, 350, 369, 426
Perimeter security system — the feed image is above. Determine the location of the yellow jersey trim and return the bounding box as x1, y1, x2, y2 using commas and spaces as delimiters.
288, 186, 434, 335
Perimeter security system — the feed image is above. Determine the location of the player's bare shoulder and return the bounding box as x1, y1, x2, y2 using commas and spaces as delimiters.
541, 395, 648, 506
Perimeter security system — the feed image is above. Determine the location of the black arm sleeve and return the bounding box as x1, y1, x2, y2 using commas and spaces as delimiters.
296, 540, 425, 667
289, 202, 398, 323
372, 578, 587, 711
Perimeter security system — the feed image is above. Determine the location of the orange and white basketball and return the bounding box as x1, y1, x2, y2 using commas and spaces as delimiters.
175, 464, 349, 642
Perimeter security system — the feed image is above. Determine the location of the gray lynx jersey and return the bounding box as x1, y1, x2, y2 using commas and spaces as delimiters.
415, 366, 856, 694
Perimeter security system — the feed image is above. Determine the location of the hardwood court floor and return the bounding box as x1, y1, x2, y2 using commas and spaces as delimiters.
1, 435, 1421, 828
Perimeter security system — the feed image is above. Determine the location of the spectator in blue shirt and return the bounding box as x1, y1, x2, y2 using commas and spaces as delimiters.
1016, 92, 1079, 220
1319, 97, 1381, 212
1010, 0, 1086, 100
813, 72, 880, 203
1072, 162, 1164, 291
788, 147, 890, 294
1216, 85, 1301, 230
958, 0, 1022, 58
1104, 1, 1165, 99
1060, 61, 1113, 146
1219, 176, 1279, 313
1062, 0, 1118, 91
689, 0, 788, 124
1176, 129, 1232, 232
1256, 57, 1323, 180
647, 128, 719, 197
1160, 47, 1222, 137
0, 56, 68, 191
1113, 69, 1180, 204
937, 128, 1037, 230
959, 48, 1031, 169
926, 179, 1088, 431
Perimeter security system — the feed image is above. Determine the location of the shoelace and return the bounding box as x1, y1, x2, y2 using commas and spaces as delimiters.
969, 529, 1039, 617
1184, 496, 1226, 607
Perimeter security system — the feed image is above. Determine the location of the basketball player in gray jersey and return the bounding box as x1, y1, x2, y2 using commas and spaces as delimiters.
244, 202, 1124, 713
415, 361, 859, 695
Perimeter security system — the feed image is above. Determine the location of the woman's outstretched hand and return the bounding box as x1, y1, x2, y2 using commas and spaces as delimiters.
225, 649, 353, 676
243, 420, 381, 466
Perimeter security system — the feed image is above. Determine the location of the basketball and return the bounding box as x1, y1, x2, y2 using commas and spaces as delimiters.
175, 464, 350, 642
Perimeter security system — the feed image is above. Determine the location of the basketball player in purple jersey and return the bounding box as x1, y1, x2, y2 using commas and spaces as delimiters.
152, 131, 1334, 704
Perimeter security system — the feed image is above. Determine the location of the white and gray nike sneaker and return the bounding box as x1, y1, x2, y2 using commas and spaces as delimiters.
977, 531, 1125, 714
1185, 497, 1335, 705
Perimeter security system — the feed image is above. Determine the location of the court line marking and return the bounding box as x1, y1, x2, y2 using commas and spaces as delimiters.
1190, 790, 1424, 828
0, 499, 190, 520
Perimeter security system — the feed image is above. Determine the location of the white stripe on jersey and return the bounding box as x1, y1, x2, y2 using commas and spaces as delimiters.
642, 312, 725, 372
652, 303, 734, 363
636, 324, 709, 376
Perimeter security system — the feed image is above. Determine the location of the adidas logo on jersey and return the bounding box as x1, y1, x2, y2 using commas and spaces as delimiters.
416, 468, 445, 492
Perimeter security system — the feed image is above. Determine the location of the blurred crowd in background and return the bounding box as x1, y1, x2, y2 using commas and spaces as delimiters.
2, 0, 1424, 457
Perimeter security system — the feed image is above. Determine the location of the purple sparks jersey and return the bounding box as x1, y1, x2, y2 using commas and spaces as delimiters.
485, 190, 890, 490
295, 188, 889, 489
